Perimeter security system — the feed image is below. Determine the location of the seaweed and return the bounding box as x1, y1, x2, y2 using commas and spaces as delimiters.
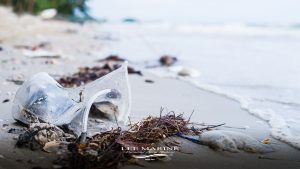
58, 56, 142, 87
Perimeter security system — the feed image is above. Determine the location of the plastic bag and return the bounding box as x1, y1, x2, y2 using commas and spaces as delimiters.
12, 62, 131, 136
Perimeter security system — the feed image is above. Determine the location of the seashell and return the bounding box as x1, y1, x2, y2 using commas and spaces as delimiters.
43, 141, 65, 153
168, 66, 200, 77
177, 67, 200, 77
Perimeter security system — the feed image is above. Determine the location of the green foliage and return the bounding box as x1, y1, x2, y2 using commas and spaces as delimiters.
0, 0, 87, 16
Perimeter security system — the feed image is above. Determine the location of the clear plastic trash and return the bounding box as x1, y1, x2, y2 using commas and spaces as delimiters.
12, 62, 131, 136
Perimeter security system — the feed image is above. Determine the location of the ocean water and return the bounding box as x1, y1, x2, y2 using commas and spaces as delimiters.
87, 0, 300, 149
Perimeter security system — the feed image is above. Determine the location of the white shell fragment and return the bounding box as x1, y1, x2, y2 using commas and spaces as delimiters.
43, 141, 67, 153
169, 66, 200, 77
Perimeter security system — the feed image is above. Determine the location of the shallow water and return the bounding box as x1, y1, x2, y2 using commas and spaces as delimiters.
87, 0, 300, 149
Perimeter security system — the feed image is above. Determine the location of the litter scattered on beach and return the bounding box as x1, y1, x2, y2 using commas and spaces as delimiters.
11, 103, 275, 169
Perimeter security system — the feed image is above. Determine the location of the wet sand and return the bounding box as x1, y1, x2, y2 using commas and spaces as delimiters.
0, 6, 300, 169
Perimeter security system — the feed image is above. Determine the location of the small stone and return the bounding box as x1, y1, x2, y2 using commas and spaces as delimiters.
145, 79, 154, 83
177, 67, 200, 77
8, 128, 24, 134
159, 55, 177, 66
2, 99, 9, 103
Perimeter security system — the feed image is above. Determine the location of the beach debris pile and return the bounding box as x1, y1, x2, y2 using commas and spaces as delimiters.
13, 110, 196, 169
58, 55, 142, 87
11, 107, 275, 169
68, 111, 197, 169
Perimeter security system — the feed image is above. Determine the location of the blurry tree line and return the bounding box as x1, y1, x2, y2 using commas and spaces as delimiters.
0, 0, 88, 16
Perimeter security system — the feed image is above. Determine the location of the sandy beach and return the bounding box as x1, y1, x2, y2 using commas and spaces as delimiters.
0, 7, 300, 169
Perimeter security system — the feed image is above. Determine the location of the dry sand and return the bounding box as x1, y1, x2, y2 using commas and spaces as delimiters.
0, 7, 300, 169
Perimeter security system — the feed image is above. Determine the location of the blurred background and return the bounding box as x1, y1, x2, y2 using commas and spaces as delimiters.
0, 0, 300, 148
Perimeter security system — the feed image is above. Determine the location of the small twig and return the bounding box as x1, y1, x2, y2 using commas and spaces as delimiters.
187, 110, 194, 123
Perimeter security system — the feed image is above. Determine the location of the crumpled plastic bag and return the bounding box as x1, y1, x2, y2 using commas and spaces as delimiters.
12, 62, 131, 136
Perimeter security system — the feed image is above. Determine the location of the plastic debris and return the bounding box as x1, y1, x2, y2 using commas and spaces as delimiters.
12, 62, 132, 136
198, 130, 275, 153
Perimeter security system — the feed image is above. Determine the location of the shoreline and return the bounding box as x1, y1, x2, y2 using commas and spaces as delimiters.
1, 74, 300, 169
0, 6, 300, 169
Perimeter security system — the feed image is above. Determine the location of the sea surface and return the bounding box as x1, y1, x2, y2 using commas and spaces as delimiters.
87, 0, 300, 149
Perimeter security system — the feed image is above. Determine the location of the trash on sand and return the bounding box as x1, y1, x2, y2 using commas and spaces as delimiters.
159, 55, 177, 66
67, 111, 190, 169
197, 130, 275, 153
22, 49, 60, 58
14, 107, 277, 169
12, 62, 132, 136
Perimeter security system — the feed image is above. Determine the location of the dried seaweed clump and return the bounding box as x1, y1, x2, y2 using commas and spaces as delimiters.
58, 55, 142, 87
70, 112, 194, 169
70, 129, 130, 169
121, 113, 191, 143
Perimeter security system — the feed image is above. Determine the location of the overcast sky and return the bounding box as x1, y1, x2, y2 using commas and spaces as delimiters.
87, 0, 300, 24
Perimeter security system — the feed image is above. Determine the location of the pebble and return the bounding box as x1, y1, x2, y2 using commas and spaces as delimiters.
159, 55, 177, 66
2, 99, 10, 103
177, 67, 200, 77
145, 79, 154, 83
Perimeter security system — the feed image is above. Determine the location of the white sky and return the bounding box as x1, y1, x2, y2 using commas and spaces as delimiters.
87, 0, 300, 24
